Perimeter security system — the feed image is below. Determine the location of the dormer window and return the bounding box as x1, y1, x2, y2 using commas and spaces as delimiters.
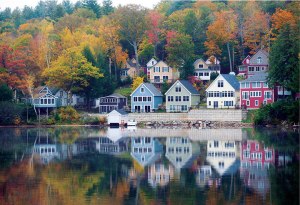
257, 57, 262, 64
140, 87, 144, 93
199, 64, 203, 68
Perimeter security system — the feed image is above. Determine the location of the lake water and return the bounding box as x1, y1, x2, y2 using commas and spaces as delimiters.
0, 127, 298, 205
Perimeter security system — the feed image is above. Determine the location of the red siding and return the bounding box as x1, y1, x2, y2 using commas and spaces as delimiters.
240, 82, 275, 109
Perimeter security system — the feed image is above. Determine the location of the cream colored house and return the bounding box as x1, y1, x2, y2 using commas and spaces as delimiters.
148, 60, 178, 84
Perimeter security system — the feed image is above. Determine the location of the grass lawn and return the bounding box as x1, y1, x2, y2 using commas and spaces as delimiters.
115, 87, 132, 97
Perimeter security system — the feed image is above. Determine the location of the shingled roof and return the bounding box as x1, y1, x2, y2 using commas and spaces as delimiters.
222, 74, 240, 90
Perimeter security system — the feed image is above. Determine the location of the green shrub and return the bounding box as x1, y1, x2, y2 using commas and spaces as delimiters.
253, 99, 299, 125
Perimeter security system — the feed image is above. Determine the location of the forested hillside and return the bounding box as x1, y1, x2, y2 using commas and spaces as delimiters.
0, 0, 299, 100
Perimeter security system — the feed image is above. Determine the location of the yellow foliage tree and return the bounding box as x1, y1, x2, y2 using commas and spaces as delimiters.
131, 76, 144, 91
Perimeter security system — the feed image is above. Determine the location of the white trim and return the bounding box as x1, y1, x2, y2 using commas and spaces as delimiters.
130, 83, 155, 97
165, 80, 192, 95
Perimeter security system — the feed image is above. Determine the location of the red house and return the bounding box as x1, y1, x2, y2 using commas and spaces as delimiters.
240, 73, 277, 109
238, 49, 269, 78
241, 140, 275, 168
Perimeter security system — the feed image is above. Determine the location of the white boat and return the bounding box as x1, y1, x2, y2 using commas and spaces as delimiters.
127, 120, 137, 126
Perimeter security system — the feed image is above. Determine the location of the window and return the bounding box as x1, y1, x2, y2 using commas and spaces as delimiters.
224, 101, 233, 106
255, 67, 260, 71
204, 72, 209, 76
265, 151, 272, 160
264, 91, 272, 99
199, 64, 203, 68
162, 67, 169, 72
145, 137, 151, 143
242, 91, 249, 100
163, 76, 168, 81
141, 87, 144, 93
199, 72, 203, 76
255, 100, 259, 106
154, 67, 160, 72
252, 82, 261, 88
263, 82, 268, 88
243, 150, 250, 158
250, 91, 261, 97
138, 97, 142, 102
257, 57, 262, 64
175, 85, 181, 92
134, 97, 137, 102
143, 97, 147, 101
52, 99, 54, 104
181, 105, 188, 111
60, 91, 63, 97
255, 143, 259, 150
209, 101, 211, 106
148, 97, 151, 101
214, 141, 219, 147
194, 72, 198, 76
246, 100, 250, 106
134, 138, 141, 143
183, 96, 189, 101
218, 80, 224, 87
175, 96, 181, 101
249, 66, 254, 72
214, 91, 220, 97
168, 96, 173, 102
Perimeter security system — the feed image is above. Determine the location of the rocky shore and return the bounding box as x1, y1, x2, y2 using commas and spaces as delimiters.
138, 120, 253, 129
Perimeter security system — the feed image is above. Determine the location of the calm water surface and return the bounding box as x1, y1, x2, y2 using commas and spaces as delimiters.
0, 127, 299, 205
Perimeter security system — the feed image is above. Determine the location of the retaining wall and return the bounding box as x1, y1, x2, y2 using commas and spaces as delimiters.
128, 109, 247, 122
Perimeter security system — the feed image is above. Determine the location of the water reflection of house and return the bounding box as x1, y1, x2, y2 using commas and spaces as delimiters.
195, 165, 212, 188
33, 144, 59, 164
148, 162, 175, 187
206, 140, 240, 176
165, 137, 200, 170
95, 137, 128, 155
240, 140, 275, 169
131, 137, 163, 167
240, 140, 274, 197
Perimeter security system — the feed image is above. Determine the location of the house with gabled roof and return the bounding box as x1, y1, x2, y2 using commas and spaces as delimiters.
238, 49, 269, 78
99, 93, 127, 113
193, 57, 220, 81
240, 73, 276, 109
131, 137, 163, 167
130, 83, 163, 112
206, 74, 240, 109
165, 80, 200, 112
165, 137, 200, 171
120, 58, 143, 80
147, 60, 179, 84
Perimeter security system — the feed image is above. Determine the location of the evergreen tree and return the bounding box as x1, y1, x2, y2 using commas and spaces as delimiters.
102, 0, 114, 15
0, 84, 13, 101
82, 0, 101, 18
62, 0, 74, 14
268, 24, 299, 94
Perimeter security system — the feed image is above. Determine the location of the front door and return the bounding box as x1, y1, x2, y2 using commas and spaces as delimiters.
213, 101, 218, 108
145, 105, 151, 113
135, 106, 141, 112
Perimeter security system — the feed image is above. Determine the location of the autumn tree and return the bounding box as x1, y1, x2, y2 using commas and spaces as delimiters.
271, 8, 297, 38
113, 5, 148, 75
131, 76, 144, 91
145, 10, 164, 57
43, 47, 103, 103
165, 31, 194, 73
243, 7, 270, 53
205, 10, 238, 72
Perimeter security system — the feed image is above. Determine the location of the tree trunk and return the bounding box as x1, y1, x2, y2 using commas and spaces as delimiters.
133, 41, 139, 76
227, 42, 233, 72
114, 52, 118, 81
28, 87, 38, 120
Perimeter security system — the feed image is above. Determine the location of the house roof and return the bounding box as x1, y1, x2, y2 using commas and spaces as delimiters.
127, 58, 139, 68
107, 93, 126, 98
131, 83, 163, 97
240, 73, 268, 83
115, 109, 128, 115
193, 58, 207, 66
151, 60, 169, 68
222, 74, 240, 90
49, 87, 60, 95
178, 80, 199, 95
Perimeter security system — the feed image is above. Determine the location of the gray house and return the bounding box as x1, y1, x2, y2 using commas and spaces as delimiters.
99, 93, 127, 113
165, 80, 200, 112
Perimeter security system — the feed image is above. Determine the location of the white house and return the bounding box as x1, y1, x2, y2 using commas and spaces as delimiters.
194, 56, 221, 81
206, 140, 240, 176
107, 109, 128, 126
205, 74, 240, 108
